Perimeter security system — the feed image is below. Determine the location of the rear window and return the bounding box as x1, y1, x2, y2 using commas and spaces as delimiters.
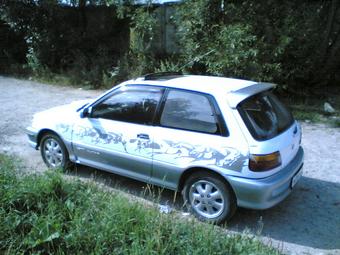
237, 91, 294, 140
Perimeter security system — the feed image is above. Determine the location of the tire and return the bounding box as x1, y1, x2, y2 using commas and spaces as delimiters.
40, 133, 72, 170
182, 171, 236, 224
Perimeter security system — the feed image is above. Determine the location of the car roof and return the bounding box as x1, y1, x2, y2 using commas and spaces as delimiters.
127, 75, 256, 94
120, 74, 275, 108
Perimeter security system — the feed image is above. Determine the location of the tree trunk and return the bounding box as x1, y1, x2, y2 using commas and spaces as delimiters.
319, 0, 338, 63
78, 0, 87, 37
312, 0, 340, 86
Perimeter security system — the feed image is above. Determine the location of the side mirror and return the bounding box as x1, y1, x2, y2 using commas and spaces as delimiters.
80, 107, 92, 118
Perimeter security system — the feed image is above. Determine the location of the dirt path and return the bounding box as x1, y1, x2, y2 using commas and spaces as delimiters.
0, 76, 339, 255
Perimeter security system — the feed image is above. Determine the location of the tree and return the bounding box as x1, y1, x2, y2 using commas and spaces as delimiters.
312, 0, 340, 88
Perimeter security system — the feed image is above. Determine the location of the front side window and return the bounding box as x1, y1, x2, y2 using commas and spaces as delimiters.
160, 90, 220, 134
91, 86, 163, 125
237, 91, 294, 140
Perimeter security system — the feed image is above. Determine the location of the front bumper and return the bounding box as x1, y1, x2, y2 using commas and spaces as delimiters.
25, 126, 39, 149
226, 146, 304, 210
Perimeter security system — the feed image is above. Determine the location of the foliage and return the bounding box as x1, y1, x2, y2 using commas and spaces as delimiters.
0, 19, 27, 75
290, 106, 323, 123
0, 1, 130, 88
331, 118, 340, 128
155, 59, 182, 73
175, 0, 340, 91
1, 0, 340, 92
0, 154, 280, 254
125, 10, 157, 77
118, 4, 163, 80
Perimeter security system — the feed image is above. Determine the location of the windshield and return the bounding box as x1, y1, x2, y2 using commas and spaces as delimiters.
237, 91, 294, 141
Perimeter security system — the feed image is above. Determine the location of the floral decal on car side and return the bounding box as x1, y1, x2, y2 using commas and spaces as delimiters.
153, 140, 247, 171
73, 125, 128, 151
72, 125, 246, 172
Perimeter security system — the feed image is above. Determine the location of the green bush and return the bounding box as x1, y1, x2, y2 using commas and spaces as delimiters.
174, 0, 288, 82
0, 154, 280, 254
174, 0, 340, 91
2, 0, 339, 92
1, 2, 130, 88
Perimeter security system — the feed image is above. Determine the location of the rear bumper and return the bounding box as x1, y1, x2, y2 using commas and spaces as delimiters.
226, 146, 304, 209
26, 126, 39, 149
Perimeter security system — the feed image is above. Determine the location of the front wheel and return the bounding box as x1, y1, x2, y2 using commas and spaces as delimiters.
40, 133, 71, 170
182, 172, 236, 224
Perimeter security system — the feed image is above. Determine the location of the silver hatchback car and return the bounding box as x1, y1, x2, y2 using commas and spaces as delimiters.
26, 73, 304, 223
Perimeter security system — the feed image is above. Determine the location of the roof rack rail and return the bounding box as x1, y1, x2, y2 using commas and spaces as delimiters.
144, 71, 183, 81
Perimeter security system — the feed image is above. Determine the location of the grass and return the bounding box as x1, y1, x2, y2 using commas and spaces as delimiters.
331, 118, 340, 128
290, 104, 340, 127
0, 154, 280, 254
5, 65, 113, 90
31, 71, 97, 90
291, 106, 323, 123
283, 89, 340, 127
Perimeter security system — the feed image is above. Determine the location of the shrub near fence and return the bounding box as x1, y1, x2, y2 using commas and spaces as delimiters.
1, 0, 339, 92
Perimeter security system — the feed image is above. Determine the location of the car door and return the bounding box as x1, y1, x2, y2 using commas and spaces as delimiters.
151, 89, 248, 189
72, 85, 164, 182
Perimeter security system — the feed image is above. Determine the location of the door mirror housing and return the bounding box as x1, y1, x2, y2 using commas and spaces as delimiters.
80, 107, 92, 118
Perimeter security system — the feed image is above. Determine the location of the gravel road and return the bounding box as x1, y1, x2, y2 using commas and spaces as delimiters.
0, 76, 339, 255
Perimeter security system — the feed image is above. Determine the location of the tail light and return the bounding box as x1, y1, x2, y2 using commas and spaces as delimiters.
249, 151, 281, 171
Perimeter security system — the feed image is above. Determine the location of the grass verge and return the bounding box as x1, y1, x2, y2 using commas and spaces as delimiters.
290, 105, 340, 127
0, 154, 280, 254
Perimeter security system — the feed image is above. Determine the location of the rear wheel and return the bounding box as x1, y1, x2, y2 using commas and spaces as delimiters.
182, 172, 236, 224
40, 133, 71, 170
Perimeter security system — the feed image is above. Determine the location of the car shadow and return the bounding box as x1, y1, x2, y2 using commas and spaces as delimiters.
228, 176, 340, 250
67, 166, 340, 250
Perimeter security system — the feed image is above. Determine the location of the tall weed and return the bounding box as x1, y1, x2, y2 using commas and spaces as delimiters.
0, 154, 279, 254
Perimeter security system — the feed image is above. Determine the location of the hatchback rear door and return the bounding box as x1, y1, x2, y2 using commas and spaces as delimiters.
237, 90, 301, 173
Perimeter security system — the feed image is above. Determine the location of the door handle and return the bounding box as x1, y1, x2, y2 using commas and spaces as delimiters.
137, 133, 150, 140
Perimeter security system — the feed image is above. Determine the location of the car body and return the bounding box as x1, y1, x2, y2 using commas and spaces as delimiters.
26, 73, 304, 223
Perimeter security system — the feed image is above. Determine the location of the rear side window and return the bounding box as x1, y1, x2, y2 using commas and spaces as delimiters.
237, 91, 294, 140
160, 90, 220, 134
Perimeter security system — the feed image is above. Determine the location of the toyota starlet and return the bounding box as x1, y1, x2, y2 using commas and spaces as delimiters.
26, 73, 304, 223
